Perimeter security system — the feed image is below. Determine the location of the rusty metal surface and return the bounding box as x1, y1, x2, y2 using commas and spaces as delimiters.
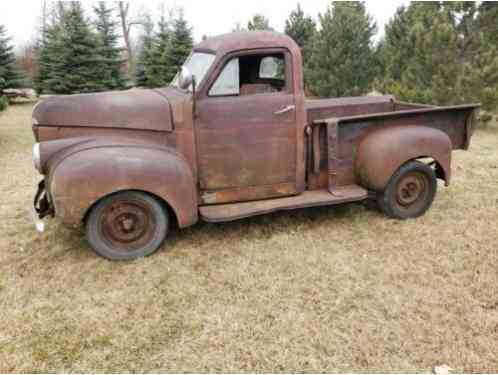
32, 88, 187, 132
200, 182, 297, 205
46, 139, 198, 228
194, 43, 305, 203
308, 103, 479, 191
195, 31, 300, 59
100, 198, 157, 253
199, 185, 367, 223
306, 95, 395, 123
196, 92, 297, 191
194, 35, 307, 200
354, 125, 453, 191
395, 171, 428, 207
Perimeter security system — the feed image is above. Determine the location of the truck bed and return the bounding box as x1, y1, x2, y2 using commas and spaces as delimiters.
306, 100, 479, 191
305, 95, 434, 123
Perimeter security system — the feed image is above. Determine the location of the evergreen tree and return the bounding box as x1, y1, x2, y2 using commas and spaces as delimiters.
35, 3, 103, 94
164, 11, 193, 83
376, 2, 498, 112
0, 24, 23, 95
34, 23, 62, 95
285, 4, 316, 52
460, 3, 498, 112
48, 3, 102, 94
306, 2, 376, 97
135, 14, 158, 88
247, 14, 273, 31
93, 2, 126, 90
284, 4, 316, 87
152, 12, 173, 86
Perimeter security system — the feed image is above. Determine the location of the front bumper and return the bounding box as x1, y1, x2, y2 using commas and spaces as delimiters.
33, 179, 53, 232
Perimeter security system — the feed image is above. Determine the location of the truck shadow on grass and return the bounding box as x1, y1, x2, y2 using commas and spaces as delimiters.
40, 201, 378, 263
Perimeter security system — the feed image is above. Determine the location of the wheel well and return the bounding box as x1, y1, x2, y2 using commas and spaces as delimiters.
413, 156, 446, 181
82, 189, 179, 229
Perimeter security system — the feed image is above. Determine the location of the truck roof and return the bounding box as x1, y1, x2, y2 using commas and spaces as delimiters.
194, 31, 299, 56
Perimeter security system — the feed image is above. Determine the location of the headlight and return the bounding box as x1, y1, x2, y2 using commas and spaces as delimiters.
33, 143, 41, 172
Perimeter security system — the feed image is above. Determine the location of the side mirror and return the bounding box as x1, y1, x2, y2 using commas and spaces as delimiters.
178, 66, 193, 90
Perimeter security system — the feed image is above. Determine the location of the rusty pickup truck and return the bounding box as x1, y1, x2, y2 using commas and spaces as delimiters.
31, 31, 479, 260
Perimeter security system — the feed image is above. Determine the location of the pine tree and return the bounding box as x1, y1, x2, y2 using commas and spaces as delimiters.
38, 3, 103, 94
306, 2, 377, 97
376, 2, 498, 112
34, 23, 62, 95
135, 14, 158, 88
247, 14, 273, 31
93, 2, 126, 90
164, 11, 193, 83
152, 12, 173, 86
461, 3, 498, 112
0, 24, 23, 95
284, 4, 315, 87
53, 3, 103, 94
285, 4, 316, 52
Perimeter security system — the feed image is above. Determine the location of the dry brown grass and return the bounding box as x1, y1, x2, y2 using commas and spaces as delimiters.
0, 104, 497, 373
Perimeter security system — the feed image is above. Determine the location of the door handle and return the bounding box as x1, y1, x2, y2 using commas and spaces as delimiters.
274, 105, 295, 115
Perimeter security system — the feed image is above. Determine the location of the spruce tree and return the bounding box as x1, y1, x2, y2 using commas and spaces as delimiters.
93, 2, 126, 90
47, 3, 102, 94
461, 3, 498, 112
0, 24, 23, 95
285, 4, 316, 53
35, 3, 103, 94
34, 23, 63, 95
153, 13, 173, 86
164, 12, 193, 83
135, 15, 158, 88
284, 4, 316, 87
376, 2, 498, 112
306, 2, 376, 97
247, 14, 273, 31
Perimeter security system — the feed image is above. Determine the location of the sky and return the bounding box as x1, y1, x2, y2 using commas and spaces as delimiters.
0, 0, 408, 49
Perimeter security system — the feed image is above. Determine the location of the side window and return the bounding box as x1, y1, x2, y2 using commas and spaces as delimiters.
209, 58, 239, 96
259, 56, 285, 80
209, 52, 288, 97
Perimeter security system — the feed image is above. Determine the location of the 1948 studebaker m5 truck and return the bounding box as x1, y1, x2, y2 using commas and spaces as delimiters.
31, 31, 479, 260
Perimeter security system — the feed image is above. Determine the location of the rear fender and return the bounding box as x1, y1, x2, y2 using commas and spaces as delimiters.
49, 144, 198, 228
355, 125, 452, 192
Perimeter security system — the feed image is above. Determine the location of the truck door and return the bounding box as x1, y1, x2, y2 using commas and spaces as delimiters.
195, 49, 298, 204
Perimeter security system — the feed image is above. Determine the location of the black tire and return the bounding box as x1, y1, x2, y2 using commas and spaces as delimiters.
86, 191, 168, 260
377, 160, 437, 219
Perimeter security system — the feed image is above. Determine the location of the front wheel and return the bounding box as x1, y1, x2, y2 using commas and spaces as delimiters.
377, 160, 437, 219
86, 191, 169, 260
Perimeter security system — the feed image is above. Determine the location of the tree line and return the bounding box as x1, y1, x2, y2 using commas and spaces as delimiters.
0, 1, 497, 116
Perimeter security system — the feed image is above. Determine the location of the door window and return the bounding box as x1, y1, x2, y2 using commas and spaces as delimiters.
209, 53, 287, 97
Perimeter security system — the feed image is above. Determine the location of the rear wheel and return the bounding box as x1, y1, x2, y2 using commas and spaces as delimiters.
377, 160, 437, 219
86, 191, 168, 260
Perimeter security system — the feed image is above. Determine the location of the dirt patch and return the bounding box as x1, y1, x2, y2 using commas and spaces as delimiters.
0, 104, 497, 372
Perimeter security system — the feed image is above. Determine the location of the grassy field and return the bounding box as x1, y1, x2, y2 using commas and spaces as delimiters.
0, 104, 497, 372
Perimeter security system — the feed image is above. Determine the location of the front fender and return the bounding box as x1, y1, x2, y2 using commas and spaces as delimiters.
355, 125, 452, 192
49, 145, 198, 228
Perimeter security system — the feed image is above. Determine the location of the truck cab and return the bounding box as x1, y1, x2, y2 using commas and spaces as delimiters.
32, 31, 479, 260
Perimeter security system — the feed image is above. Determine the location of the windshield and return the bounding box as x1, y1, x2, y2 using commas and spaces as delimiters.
171, 52, 216, 91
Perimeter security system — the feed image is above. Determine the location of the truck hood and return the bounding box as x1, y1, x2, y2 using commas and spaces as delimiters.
32, 87, 189, 132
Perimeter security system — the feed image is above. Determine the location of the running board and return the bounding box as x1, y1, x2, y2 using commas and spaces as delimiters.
199, 185, 368, 223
